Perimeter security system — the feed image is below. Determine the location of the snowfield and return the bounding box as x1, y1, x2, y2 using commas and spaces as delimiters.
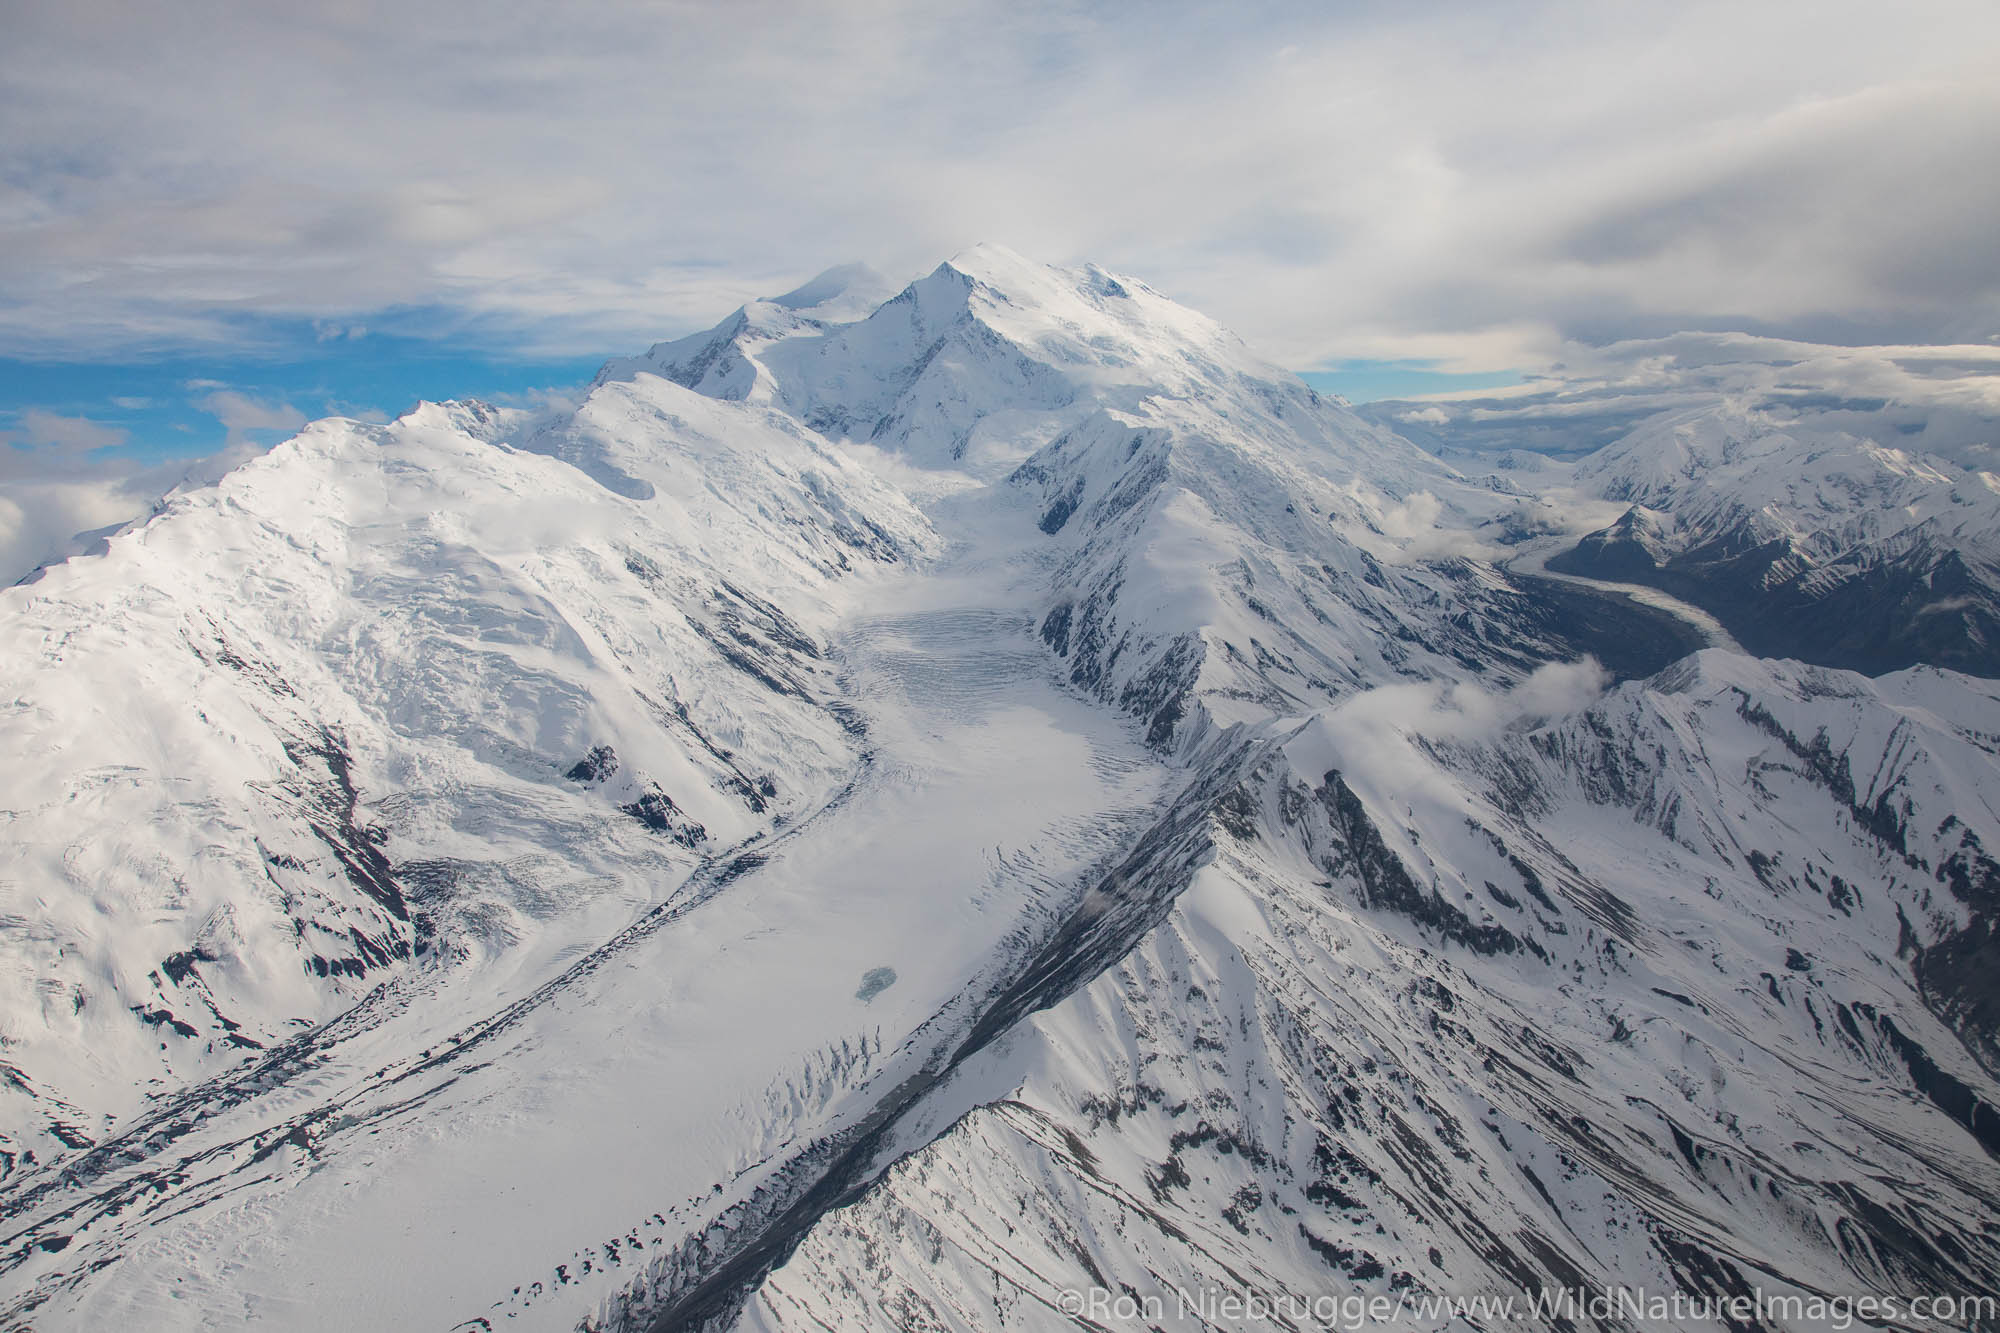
2, 248, 1996, 1332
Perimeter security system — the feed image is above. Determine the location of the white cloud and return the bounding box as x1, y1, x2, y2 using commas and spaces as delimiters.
0, 476, 146, 586
0, 439, 267, 586
0, 1, 1994, 368
195, 389, 306, 446
1365, 332, 2000, 468
1, 408, 129, 454
0, 416, 274, 586
1353, 486, 1507, 564
1287, 658, 1611, 810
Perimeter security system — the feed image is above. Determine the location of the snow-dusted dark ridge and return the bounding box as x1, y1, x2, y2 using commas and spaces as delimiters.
0, 248, 1995, 1332
1546, 403, 2000, 677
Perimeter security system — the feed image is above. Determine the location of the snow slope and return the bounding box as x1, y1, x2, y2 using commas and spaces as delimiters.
650, 245, 1693, 748
747, 656, 2000, 1331
0, 383, 931, 1170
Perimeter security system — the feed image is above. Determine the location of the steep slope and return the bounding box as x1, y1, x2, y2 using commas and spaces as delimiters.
741, 656, 2000, 1333
1547, 403, 2000, 676
585, 252, 2000, 1331
655, 245, 1699, 751
0, 435, 1198, 1333
0, 381, 932, 1174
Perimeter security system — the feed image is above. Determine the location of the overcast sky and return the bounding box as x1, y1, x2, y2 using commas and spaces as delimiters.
6, 0, 1998, 373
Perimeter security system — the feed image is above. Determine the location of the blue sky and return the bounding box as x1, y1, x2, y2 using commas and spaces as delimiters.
0, 332, 601, 465
0, 336, 1517, 467
1296, 364, 1521, 406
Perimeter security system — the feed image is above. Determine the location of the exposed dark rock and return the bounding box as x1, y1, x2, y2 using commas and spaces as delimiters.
620, 786, 708, 848
1552, 519, 2000, 678
1316, 771, 1521, 956
566, 745, 620, 784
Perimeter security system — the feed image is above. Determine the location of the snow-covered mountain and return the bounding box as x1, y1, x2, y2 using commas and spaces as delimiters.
1544, 403, 2000, 677
644, 247, 1702, 744
0, 388, 931, 1166
1, 249, 1996, 1333
1372, 359, 2000, 679
745, 654, 2000, 1332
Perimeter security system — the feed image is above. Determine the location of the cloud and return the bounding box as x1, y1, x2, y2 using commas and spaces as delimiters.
0, 475, 148, 585
1287, 658, 1611, 811
0, 403, 169, 584
0, 419, 272, 587
0, 1, 1995, 369
1, 408, 129, 455
1347, 486, 1508, 564
1361, 333, 2000, 468
0, 438, 259, 585
195, 389, 306, 446
1326, 660, 1611, 750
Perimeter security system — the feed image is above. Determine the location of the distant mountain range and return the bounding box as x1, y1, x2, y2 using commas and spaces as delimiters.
1364, 338, 2000, 677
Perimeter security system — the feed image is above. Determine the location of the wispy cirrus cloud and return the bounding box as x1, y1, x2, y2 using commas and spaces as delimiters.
0, 408, 129, 457
194, 389, 306, 447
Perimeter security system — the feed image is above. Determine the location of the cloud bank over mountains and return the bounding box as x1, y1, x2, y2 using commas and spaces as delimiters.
1365, 333, 2000, 468
3, 0, 1997, 370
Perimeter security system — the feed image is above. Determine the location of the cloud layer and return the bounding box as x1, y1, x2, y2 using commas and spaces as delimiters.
195, 390, 306, 447
4, 0, 1997, 369
0, 409, 129, 456
1363, 333, 2000, 468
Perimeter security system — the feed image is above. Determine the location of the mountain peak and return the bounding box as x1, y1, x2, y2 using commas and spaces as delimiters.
938, 240, 1042, 286
767, 263, 897, 320
934, 244, 1151, 323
